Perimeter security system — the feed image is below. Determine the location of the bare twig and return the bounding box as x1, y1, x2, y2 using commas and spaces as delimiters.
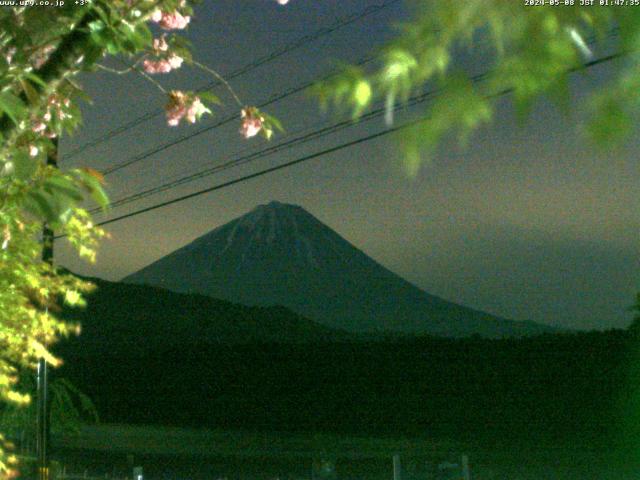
191, 60, 243, 107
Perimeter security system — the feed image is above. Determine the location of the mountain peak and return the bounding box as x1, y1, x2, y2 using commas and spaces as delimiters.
247, 201, 309, 222
124, 203, 555, 337
225, 201, 321, 248
257, 200, 301, 210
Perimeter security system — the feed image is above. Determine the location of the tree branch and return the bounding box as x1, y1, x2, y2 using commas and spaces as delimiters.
0, 9, 102, 136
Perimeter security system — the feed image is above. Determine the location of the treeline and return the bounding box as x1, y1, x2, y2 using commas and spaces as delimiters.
56, 329, 639, 450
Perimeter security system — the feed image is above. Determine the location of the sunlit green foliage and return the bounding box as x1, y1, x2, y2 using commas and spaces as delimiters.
0, 374, 98, 440
0, 1, 203, 476
1, 0, 285, 470
317, 1, 640, 173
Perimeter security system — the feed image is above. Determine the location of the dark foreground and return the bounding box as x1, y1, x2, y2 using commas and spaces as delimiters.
44, 328, 640, 478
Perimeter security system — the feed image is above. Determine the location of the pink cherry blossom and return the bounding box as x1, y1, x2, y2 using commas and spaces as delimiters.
166, 106, 187, 126
150, 9, 163, 22
32, 117, 55, 137
165, 91, 189, 126
32, 121, 47, 134
151, 10, 191, 30
153, 36, 169, 53
167, 54, 184, 69
185, 98, 206, 124
165, 92, 208, 126
32, 44, 55, 69
143, 59, 171, 74
239, 107, 264, 139
143, 54, 183, 74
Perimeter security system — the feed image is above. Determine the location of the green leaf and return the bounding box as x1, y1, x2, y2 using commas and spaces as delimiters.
0, 91, 26, 125
0, 56, 9, 77
353, 80, 372, 106
89, 4, 111, 27
89, 22, 120, 55
170, 34, 193, 51
105, 38, 121, 55
587, 97, 630, 146
314, 65, 365, 114
58, 207, 74, 225
43, 175, 85, 203
72, 168, 109, 210
82, 42, 105, 67
24, 190, 57, 222
198, 91, 221, 105
23, 72, 47, 88
63, 290, 82, 306
118, 21, 151, 53
20, 78, 41, 106
351, 80, 372, 118
62, 78, 92, 105
135, 23, 152, 46
12, 151, 38, 180
89, 183, 109, 209
261, 112, 284, 133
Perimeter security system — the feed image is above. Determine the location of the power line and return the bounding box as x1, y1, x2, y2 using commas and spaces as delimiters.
97, 27, 620, 178
93, 49, 622, 214
64, 0, 401, 161
93, 121, 409, 229
91, 81, 443, 213
100, 55, 375, 176
54, 49, 623, 238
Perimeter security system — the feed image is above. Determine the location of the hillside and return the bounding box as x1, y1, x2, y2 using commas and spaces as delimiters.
57, 276, 352, 356
124, 201, 555, 338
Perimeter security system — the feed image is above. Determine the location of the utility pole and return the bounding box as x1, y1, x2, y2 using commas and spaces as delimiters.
36, 357, 48, 480
461, 454, 470, 480
392, 454, 401, 480
37, 138, 57, 480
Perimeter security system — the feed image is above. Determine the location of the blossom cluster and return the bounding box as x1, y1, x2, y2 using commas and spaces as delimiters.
147, 2, 284, 136
31, 44, 56, 69
144, 0, 191, 74
143, 38, 183, 74
165, 91, 209, 126
143, 54, 183, 74
239, 107, 265, 139
30, 93, 70, 142
143, 32, 186, 74
150, 6, 190, 30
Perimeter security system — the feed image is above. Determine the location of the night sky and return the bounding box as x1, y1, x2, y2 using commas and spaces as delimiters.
57, 0, 638, 331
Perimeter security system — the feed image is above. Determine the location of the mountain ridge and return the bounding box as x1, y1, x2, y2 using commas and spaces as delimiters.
124, 201, 556, 338
57, 275, 355, 356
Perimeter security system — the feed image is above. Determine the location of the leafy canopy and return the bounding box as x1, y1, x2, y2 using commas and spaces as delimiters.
0, 0, 285, 474
317, 1, 640, 174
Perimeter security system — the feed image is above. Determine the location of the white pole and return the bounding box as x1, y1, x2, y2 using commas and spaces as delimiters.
461, 454, 470, 480
393, 455, 401, 480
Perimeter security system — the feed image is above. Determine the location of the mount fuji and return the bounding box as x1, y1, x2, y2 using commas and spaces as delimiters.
123, 201, 554, 337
